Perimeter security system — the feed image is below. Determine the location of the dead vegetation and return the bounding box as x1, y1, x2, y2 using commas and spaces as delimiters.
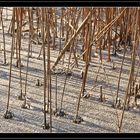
0, 7, 140, 133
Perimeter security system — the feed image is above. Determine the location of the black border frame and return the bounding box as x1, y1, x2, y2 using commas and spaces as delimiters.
0, 0, 140, 7
0, 0, 140, 139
